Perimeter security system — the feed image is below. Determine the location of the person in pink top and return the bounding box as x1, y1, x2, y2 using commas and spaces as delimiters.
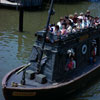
61, 23, 68, 36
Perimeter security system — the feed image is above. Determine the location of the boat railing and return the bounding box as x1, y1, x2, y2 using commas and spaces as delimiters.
35, 25, 100, 49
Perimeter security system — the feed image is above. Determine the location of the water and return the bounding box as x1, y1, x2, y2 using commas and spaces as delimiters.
0, 1, 100, 100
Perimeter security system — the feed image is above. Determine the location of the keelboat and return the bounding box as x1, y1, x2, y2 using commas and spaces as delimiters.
2, 0, 100, 99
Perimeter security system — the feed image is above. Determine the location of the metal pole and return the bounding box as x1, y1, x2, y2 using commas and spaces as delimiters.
37, 0, 54, 73
19, 3, 24, 32
21, 70, 26, 85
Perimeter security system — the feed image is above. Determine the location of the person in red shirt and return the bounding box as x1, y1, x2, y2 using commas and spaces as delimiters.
73, 12, 78, 24
67, 56, 76, 70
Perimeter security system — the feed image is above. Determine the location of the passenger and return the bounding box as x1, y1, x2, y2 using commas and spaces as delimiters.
85, 10, 91, 18
82, 17, 90, 29
78, 12, 84, 20
94, 17, 100, 26
67, 56, 76, 70
67, 61, 73, 70
72, 57, 76, 69
88, 16, 95, 27
91, 44, 97, 63
76, 19, 82, 30
73, 12, 78, 24
67, 49, 72, 57
72, 25, 77, 33
61, 23, 68, 36
64, 16, 69, 24
53, 25, 61, 36
57, 17, 64, 30
93, 44, 97, 56
66, 20, 72, 33
64, 16, 69, 22
69, 14, 74, 26
49, 24, 55, 33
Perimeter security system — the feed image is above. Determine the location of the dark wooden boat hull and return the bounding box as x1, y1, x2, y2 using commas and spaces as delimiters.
2, 64, 100, 99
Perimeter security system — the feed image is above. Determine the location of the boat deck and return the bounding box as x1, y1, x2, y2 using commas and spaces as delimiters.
7, 72, 51, 89
6, 57, 100, 89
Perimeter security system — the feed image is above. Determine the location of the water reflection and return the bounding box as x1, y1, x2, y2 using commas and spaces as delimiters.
16, 33, 34, 62
76, 81, 100, 100
1, 1, 100, 100
17, 34, 23, 60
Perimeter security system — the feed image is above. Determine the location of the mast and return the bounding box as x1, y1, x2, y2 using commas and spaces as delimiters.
37, 0, 54, 73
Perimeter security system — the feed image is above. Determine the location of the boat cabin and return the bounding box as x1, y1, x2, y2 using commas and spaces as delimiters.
29, 25, 100, 82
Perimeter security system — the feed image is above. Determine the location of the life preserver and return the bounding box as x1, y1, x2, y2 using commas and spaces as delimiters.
82, 44, 87, 55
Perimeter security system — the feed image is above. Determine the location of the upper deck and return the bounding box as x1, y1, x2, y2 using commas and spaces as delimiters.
35, 25, 100, 53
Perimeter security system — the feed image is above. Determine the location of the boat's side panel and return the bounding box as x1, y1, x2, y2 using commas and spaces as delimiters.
2, 65, 100, 99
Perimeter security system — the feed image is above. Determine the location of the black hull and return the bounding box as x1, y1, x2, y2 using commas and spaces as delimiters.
2, 64, 100, 99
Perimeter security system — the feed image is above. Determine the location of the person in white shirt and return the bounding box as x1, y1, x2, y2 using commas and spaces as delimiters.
69, 14, 74, 23
57, 17, 64, 31
78, 12, 84, 20
76, 19, 82, 30
82, 17, 90, 29
66, 20, 72, 33
72, 25, 77, 33
53, 25, 61, 36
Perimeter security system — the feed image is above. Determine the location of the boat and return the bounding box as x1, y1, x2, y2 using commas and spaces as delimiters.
2, 0, 100, 99
7, 0, 43, 8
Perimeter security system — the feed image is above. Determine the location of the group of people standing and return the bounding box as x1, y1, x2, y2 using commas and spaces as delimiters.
48, 10, 99, 71
49, 10, 100, 36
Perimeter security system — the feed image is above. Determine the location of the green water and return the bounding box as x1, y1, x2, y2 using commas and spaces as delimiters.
1, 1, 100, 100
